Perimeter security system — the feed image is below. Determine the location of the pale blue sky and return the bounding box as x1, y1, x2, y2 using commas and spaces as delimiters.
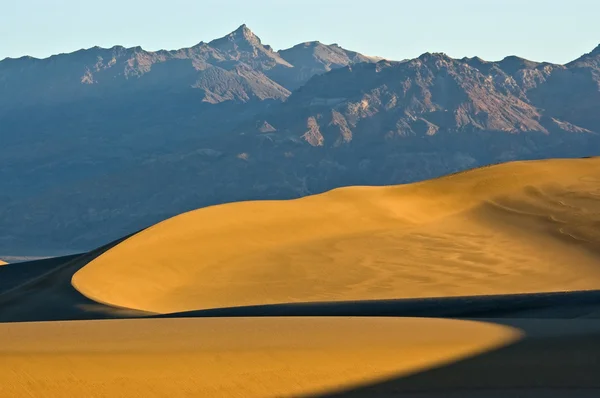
1, 0, 599, 63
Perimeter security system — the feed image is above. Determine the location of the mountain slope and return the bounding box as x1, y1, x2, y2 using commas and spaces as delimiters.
208, 24, 293, 70
277, 41, 382, 89
1, 31, 600, 254
0, 26, 292, 108
526, 44, 600, 132
0, 24, 378, 109
243, 52, 595, 147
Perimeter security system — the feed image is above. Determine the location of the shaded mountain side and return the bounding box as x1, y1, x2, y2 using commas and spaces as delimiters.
526, 45, 600, 131
1, 130, 597, 253
0, 90, 274, 201
0, 27, 599, 253
240, 52, 598, 146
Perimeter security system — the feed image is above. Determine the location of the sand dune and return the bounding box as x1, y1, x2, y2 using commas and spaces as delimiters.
2, 158, 600, 397
0, 234, 146, 323
317, 318, 600, 397
0, 260, 7, 266
0, 317, 520, 398
72, 157, 600, 314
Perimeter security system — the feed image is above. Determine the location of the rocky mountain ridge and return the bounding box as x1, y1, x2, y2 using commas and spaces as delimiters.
0, 25, 379, 108
1, 26, 599, 254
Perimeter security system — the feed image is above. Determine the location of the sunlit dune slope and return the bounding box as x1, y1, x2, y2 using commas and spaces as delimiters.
0, 317, 520, 398
73, 157, 600, 314
0, 260, 6, 266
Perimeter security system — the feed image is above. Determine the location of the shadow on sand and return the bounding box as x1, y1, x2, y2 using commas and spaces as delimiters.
2, 244, 600, 396
303, 318, 600, 397
0, 233, 151, 322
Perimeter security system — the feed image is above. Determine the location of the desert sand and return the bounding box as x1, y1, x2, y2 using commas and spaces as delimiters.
72, 157, 600, 314
0, 317, 522, 398
2, 158, 600, 397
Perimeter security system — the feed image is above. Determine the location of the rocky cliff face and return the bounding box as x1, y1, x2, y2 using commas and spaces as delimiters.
0, 27, 599, 254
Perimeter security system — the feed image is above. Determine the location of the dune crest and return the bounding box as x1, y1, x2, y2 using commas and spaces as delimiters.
73, 158, 600, 314
0, 317, 521, 398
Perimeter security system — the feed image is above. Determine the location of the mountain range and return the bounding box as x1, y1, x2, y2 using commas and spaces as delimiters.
1, 25, 599, 254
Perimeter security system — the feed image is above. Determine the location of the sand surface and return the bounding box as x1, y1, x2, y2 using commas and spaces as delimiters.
0, 317, 520, 398
319, 318, 600, 397
2, 158, 600, 397
73, 157, 600, 314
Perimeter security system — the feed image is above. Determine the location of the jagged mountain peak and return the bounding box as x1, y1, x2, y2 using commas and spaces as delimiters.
412, 52, 457, 70
234, 23, 251, 33
206, 24, 292, 71
461, 56, 488, 64
417, 52, 454, 62
231, 24, 259, 42
209, 24, 262, 48
461, 56, 491, 72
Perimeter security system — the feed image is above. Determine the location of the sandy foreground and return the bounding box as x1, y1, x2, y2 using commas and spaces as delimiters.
0, 317, 599, 397
73, 157, 600, 314
0, 317, 520, 398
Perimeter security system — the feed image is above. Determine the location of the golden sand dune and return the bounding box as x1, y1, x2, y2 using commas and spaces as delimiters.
72, 157, 600, 314
3, 158, 600, 398
0, 317, 520, 398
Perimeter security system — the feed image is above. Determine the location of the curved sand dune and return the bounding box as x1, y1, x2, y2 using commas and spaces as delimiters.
0, 317, 520, 398
73, 157, 600, 314
0, 234, 146, 323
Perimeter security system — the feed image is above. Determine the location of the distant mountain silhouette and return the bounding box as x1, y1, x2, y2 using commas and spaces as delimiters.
0, 26, 599, 254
